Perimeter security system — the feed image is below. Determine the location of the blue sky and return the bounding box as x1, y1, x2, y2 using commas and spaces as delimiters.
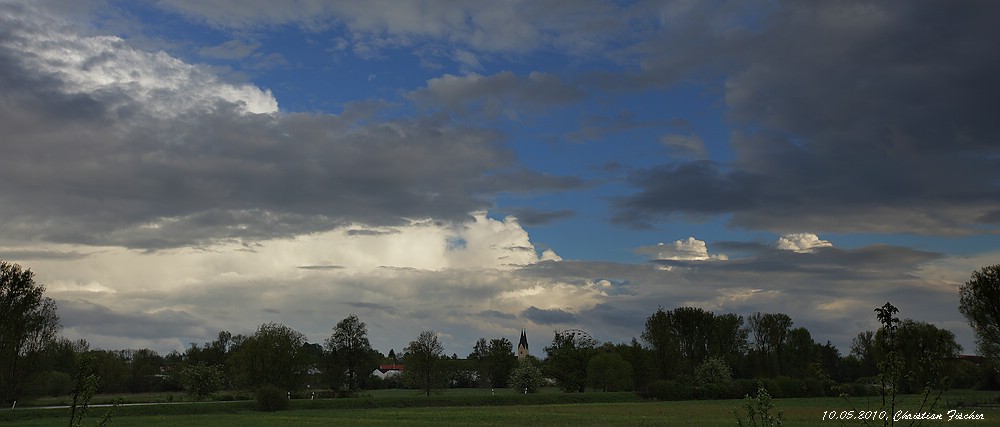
1, 0, 997, 357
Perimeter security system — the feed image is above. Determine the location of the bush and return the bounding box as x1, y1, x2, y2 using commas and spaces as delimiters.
508, 363, 545, 393
733, 382, 784, 427
774, 376, 806, 398
695, 356, 733, 387
179, 363, 225, 400
735, 379, 761, 398
255, 385, 289, 412
644, 380, 693, 401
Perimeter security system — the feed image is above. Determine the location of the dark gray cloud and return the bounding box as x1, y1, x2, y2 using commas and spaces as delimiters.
0, 249, 91, 261
521, 306, 578, 325
653, 244, 943, 281
612, 161, 762, 227
611, 1, 1000, 235
155, 0, 627, 55
504, 208, 576, 226
0, 11, 584, 249
198, 39, 260, 59
297, 264, 345, 270
479, 309, 516, 320
565, 112, 681, 143
407, 71, 586, 118
57, 299, 206, 341
345, 228, 400, 237
577, 302, 648, 338
343, 302, 397, 315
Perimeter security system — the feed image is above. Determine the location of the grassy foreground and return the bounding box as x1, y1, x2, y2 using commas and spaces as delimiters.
4, 389, 998, 426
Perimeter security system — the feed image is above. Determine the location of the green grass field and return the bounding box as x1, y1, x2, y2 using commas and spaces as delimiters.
4, 389, 998, 426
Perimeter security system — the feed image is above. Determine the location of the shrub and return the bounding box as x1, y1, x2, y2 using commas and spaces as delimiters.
756, 378, 782, 398
733, 381, 784, 427
508, 363, 545, 393
694, 356, 733, 387
838, 381, 876, 397
706, 381, 742, 399
44, 371, 73, 397
644, 380, 692, 401
734, 379, 761, 398
775, 376, 806, 398
255, 385, 289, 412
178, 363, 224, 400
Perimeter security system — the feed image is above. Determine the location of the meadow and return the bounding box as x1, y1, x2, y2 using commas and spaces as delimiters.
3, 389, 998, 426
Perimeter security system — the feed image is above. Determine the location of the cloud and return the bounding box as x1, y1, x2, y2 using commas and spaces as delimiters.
612, 162, 761, 227
504, 208, 576, 226
18, 229, 971, 357
0, 248, 92, 261
776, 233, 832, 253
296, 264, 345, 270
565, 111, 679, 143
58, 299, 207, 347
408, 71, 585, 118
0, 8, 277, 116
608, 2, 1000, 236
199, 39, 260, 59
522, 306, 577, 325
0, 7, 583, 249
636, 237, 728, 262
156, 0, 627, 55
540, 249, 563, 263
661, 133, 708, 160
636, 237, 729, 272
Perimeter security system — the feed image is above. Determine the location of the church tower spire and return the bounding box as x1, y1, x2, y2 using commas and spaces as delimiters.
517, 329, 529, 361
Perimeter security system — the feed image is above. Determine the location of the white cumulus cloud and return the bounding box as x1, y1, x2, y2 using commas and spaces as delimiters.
640, 237, 728, 261
776, 233, 833, 253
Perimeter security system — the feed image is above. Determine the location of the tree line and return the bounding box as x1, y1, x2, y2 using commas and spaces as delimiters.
2, 260, 999, 404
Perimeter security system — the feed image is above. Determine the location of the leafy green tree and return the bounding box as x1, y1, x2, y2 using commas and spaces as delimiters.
326, 314, 373, 391
44, 338, 89, 376
544, 329, 597, 392
709, 313, 748, 374
747, 312, 793, 376
121, 348, 163, 393
469, 337, 517, 388
229, 322, 311, 390
959, 264, 1000, 361
641, 307, 678, 380
403, 330, 446, 396
878, 319, 961, 392
815, 341, 842, 383
616, 338, 655, 390
850, 330, 879, 379
669, 307, 714, 373
586, 351, 633, 391
782, 327, 818, 378
642, 307, 748, 380
0, 260, 60, 404
87, 350, 129, 393
185, 331, 241, 368
842, 302, 952, 427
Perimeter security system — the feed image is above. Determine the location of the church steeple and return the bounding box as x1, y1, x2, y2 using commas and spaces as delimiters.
517, 329, 529, 361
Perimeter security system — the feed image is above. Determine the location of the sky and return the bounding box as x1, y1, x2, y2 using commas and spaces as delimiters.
1, 0, 998, 359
